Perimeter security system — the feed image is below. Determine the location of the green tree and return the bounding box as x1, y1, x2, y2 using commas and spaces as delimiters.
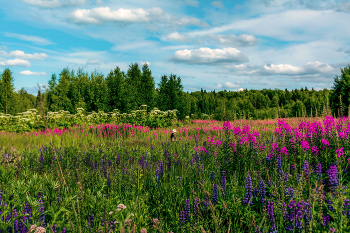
0, 68, 16, 114
140, 64, 155, 110
330, 64, 350, 117
106, 66, 125, 112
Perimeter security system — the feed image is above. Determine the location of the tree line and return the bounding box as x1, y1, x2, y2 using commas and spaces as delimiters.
0, 63, 349, 120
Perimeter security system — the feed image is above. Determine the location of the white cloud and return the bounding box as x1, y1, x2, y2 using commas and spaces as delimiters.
226, 61, 335, 76
170, 47, 249, 65
95, 0, 103, 5
263, 63, 304, 75
4, 32, 54, 45
21, 0, 86, 7
20, 70, 46, 75
0, 59, 31, 67
215, 83, 222, 89
0, 50, 47, 60
204, 34, 258, 47
187, 10, 350, 42
185, 0, 199, 7
67, 7, 208, 27
164, 32, 192, 42
211, 1, 224, 8
224, 82, 239, 88
140, 61, 151, 66
87, 60, 101, 65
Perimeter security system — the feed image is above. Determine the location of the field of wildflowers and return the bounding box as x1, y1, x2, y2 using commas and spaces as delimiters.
0, 116, 350, 232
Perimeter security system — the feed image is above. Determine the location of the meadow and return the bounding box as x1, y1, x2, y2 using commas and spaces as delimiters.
0, 116, 349, 233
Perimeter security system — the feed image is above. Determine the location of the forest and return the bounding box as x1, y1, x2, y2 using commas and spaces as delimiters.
0, 63, 349, 121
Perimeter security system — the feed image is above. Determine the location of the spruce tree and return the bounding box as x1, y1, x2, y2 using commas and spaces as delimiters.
330, 64, 350, 117
140, 64, 155, 110
0, 68, 16, 114
106, 66, 125, 112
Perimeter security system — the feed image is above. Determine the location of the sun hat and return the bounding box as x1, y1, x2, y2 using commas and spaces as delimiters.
172, 129, 177, 133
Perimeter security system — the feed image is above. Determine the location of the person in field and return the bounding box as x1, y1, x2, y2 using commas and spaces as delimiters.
170, 129, 177, 142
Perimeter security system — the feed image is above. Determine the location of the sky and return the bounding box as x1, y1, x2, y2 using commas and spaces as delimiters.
0, 0, 350, 95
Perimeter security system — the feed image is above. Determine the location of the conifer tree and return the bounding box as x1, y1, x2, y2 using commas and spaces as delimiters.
106, 66, 125, 112
0, 68, 16, 114
140, 64, 155, 110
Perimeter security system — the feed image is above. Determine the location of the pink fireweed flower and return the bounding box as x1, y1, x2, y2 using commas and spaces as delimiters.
271, 143, 279, 152
301, 140, 310, 152
275, 128, 283, 137
311, 146, 319, 156
336, 147, 345, 158
200, 147, 207, 153
223, 121, 232, 130
216, 140, 222, 147
231, 142, 237, 151
259, 144, 266, 151
321, 138, 330, 147
280, 147, 288, 156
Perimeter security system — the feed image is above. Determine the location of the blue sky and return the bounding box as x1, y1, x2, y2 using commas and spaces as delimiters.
0, 0, 350, 94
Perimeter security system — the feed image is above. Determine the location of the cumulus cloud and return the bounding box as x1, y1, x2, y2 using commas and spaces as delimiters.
0, 50, 47, 60
67, 7, 209, 27
0, 59, 31, 67
20, 70, 46, 75
4, 32, 54, 45
226, 61, 335, 76
140, 61, 151, 66
214, 83, 222, 89
22, 0, 86, 7
185, 0, 199, 7
224, 82, 239, 88
204, 34, 258, 47
164, 32, 192, 42
169, 47, 249, 65
211, 1, 224, 8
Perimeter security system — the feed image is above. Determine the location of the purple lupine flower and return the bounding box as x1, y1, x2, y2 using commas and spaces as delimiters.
212, 183, 219, 205
88, 210, 94, 228
60, 228, 66, 233
291, 163, 295, 170
210, 171, 215, 182
38, 199, 46, 227
327, 199, 336, 212
295, 201, 303, 229
281, 202, 287, 220
296, 174, 303, 185
243, 171, 253, 205
259, 178, 266, 205
276, 154, 283, 176
204, 196, 209, 208
52, 224, 57, 233
158, 160, 164, 180
222, 171, 227, 197
302, 160, 310, 178
316, 163, 322, 180
327, 164, 339, 190
253, 187, 259, 196
323, 214, 331, 227
286, 200, 296, 231
304, 200, 312, 226
13, 208, 18, 232
193, 198, 200, 224
267, 199, 277, 233
184, 199, 190, 223
179, 211, 186, 228
107, 176, 111, 187
177, 177, 182, 187
343, 199, 350, 218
